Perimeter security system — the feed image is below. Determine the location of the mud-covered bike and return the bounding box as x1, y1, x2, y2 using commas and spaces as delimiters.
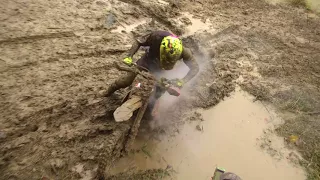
113, 61, 181, 152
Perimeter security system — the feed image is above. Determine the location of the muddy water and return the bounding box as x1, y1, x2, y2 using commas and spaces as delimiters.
109, 88, 306, 179
182, 12, 213, 37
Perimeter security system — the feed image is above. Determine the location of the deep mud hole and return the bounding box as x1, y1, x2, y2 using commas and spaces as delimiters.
1, 0, 319, 179
108, 88, 306, 180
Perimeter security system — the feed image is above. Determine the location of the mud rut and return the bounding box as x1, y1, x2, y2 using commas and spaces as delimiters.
1, 0, 320, 179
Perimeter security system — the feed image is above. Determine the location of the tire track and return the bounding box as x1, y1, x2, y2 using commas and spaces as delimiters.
0, 31, 75, 45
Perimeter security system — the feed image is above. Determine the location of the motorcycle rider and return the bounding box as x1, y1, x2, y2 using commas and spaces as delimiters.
106, 30, 199, 115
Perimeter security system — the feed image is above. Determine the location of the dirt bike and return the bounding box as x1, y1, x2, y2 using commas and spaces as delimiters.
113, 61, 181, 152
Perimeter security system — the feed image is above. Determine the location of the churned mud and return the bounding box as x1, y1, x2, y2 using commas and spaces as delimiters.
1, 0, 319, 179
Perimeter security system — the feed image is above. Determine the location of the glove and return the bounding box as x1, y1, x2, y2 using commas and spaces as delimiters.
170, 78, 184, 88
123, 57, 133, 66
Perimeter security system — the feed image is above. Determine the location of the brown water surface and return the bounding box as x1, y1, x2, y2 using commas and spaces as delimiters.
109, 88, 306, 180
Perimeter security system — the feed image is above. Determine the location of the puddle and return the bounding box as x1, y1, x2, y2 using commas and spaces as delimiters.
109, 88, 306, 179
180, 12, 213, 37
111, 12, 214, 36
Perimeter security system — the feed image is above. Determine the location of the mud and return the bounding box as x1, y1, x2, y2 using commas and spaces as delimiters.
1, 0, 320, 179
268, 0, 320, 12
0, 0, 179, 179
109, 88, 306, 180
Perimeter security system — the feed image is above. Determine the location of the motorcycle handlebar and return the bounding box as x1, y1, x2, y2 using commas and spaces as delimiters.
115, 61, 181, 97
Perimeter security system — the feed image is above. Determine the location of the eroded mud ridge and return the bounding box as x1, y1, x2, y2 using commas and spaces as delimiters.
1, 0, 320, 179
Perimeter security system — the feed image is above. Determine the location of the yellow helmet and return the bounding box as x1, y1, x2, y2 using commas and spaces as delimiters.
160, 36, 183, 70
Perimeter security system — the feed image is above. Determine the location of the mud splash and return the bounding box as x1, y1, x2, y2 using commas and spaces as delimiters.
108, 88, 306, 179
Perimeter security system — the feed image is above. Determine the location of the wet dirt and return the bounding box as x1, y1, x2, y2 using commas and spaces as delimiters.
267, 0, 320, 12
109, 88, 306, 180
1, 0, 320, 179
111, 18, 151, 34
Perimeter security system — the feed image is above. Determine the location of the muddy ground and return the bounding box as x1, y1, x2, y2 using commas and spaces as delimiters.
0, 0, 319, 179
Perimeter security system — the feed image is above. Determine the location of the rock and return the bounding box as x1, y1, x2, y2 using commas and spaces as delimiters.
196, 125, 202, 131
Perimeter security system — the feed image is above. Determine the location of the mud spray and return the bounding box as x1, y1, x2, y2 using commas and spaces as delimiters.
150, 52, 207, 129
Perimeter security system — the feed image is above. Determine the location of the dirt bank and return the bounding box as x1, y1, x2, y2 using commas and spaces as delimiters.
1, 0, 319, 179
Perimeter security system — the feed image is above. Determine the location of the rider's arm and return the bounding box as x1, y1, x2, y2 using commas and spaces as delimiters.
181, 48, 199, 83
127, 40, 141, 57
127, 33, 152, 57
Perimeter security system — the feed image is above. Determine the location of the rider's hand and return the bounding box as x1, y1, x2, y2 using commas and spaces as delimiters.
170, 78, 184, 88
123, 57, 133, 66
